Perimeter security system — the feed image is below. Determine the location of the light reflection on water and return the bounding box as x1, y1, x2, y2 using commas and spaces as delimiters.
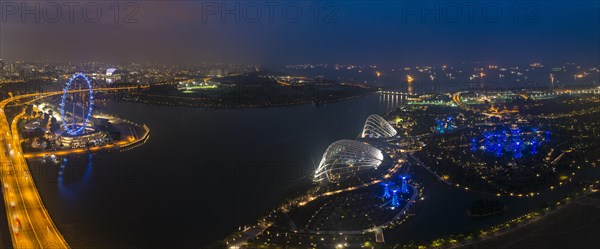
57, 154, 94, 200
29, 93, 596, 247
29, 92, 599, 247
32, 93, 404, 247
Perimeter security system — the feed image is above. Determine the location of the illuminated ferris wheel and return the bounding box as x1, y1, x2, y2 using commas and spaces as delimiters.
60, 73, 94, 135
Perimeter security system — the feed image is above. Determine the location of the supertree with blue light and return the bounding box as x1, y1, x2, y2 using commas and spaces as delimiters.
479, 125, 547, 159
399, 175, 409, 194
446, 116, 455, 131
435, 118, 444, 134
495, 143, 503, 157
381, 181, 391, 199
471, 138, 478, 151
60, 73, 94, 136
514, 142, 523, 158
391, 187, 400, 208
484, 134, 493, 153
434, 116, 457, 134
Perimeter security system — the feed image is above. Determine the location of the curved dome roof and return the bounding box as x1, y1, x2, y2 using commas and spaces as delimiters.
314, 140, 384, 182
361, 114, 397, 138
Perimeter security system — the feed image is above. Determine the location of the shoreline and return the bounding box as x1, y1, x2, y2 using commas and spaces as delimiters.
112, 91, 373, 110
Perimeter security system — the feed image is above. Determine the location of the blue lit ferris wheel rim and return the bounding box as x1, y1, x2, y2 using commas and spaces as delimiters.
60, 73, 94, 136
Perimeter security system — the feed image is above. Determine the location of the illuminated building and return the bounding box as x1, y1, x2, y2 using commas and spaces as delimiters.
57, 127, 107, 148
23, 120, 42, 132
106, 68, 117, 76
314, 140, 384, 182
0, 59, 4, 78
361, 114, 397, 138
105, 68, 120, 83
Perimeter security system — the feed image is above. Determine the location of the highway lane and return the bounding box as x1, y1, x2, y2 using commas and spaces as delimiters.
0, 86, 139, 248
1, 108, 47, 248
15, 108, 69, 248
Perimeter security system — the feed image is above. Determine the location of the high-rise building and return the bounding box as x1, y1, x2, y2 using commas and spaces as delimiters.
0, 59, 5, 77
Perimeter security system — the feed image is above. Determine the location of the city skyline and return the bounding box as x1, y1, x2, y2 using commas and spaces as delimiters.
0, 1, 599, 248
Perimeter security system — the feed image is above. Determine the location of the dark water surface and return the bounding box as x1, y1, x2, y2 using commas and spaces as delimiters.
29, 93, 595, 247
30, 94, 402, 248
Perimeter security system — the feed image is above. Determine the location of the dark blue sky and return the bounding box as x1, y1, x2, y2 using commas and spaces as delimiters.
2, 0, 598, 66
256, 0, 600, 65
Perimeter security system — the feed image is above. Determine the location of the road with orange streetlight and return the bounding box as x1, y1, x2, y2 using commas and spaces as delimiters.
0, 86, 140, 248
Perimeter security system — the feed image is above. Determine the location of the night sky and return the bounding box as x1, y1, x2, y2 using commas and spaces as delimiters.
1, 0, 598, 66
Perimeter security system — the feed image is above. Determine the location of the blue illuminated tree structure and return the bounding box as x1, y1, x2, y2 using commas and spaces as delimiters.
434, 116, 456, 134
400, 175, 409, 194
435, 119, 444, 134
514, 141, 522, 158
495, 143, 502, 157
471, 138, 478, 151
479, 125, 548, 159
391, 187, 400, 208
381, 181, 391, 199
